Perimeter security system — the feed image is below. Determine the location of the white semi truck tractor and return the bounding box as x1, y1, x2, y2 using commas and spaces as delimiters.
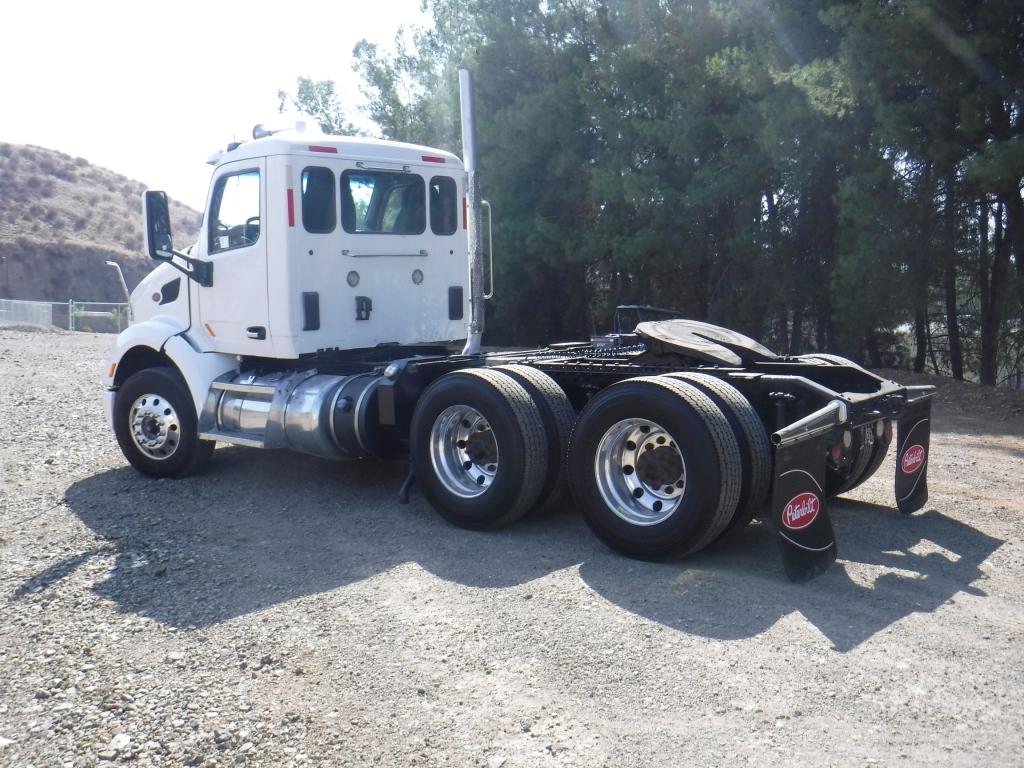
103, 70, 935, 581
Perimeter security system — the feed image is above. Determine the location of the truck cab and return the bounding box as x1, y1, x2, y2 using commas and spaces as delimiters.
175, 125, 470, 358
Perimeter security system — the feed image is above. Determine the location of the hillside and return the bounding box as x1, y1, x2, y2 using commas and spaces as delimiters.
0, 143, 201, 302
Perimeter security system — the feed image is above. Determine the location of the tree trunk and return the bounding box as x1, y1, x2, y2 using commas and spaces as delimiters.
790, 307, 803, 356
914, 308, 927, 373
926, 313, 941, 375
789, 184, 812, 357
943, 168, 964, 380
815, 298, 831, 352
1006, 188, 1024, 278
988, 96, 1024, 276
813, 160, 840, 354
981, 199, 1013, 385
911, 162, 934, 374
978, 199, 995, 385
865, 329, 882, 368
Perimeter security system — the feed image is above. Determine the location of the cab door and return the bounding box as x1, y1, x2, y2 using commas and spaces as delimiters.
198, 158, 270, 355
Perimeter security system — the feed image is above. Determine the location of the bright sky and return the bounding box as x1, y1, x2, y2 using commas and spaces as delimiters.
0, 0, 428, 210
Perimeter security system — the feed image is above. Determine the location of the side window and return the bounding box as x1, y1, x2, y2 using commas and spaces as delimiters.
208, 169, 260, 253
341, 170, 425, 235
430, 176, 458, 236
301, 167, 336, 234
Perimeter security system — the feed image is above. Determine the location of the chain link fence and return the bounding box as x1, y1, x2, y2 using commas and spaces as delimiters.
0, 299, 130, 333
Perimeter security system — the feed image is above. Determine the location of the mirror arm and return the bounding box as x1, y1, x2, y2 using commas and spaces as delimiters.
164, 249, 214, 287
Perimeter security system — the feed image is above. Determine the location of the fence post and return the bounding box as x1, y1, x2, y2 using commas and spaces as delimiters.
68, 300, 74, 331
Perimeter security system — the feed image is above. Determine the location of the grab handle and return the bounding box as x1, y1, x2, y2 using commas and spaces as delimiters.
482, 199, 494, 300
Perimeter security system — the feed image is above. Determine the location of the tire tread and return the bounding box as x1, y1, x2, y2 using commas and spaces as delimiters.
568, 376, 742, 557
639, 377, 742, 552
438, 369, 548, 527
663, 372, 771, 535
494, 365, 575, 516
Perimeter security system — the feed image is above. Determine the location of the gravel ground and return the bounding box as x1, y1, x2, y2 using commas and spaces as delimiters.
1, 326, 1022, 767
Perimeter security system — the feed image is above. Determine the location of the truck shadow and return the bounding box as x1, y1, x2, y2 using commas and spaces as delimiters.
582, 500, 1001, 651
53, 447, 1003, 652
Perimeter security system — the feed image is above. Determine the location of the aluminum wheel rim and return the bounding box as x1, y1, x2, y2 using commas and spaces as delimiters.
129, 393, 181, 461
429, 405, 498, 499
594, 418, 686, 526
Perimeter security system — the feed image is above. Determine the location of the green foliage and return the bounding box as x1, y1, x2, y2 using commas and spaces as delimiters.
278, 0, 1024, 382
831, 165, 912, 344
278, 78, 356, 136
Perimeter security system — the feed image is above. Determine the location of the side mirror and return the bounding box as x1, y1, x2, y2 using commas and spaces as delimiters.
143, 190, 173, 260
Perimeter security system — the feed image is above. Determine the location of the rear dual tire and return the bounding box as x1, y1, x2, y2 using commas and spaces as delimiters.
662, 372, 771, 537
410, 368, 553, 530
567, 376, 744, 558
492, 365, 575, 516
414, 368, 770, 562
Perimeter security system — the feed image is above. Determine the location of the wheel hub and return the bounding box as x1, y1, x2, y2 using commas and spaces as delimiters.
141, 416, 161, 438
129, 393, 181, 461
594, 418, 686, 526
635, 444, 684, 489
464, 428, 498, 466
429, 405, 499, 498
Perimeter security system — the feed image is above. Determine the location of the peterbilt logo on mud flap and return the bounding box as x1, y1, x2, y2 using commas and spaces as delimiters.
782, 492, 820, 530
901, 444, 926, 474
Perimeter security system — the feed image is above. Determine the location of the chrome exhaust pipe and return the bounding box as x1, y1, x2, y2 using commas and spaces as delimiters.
459, 68, 485, 355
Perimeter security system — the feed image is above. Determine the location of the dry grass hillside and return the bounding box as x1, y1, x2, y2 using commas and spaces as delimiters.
0, 143, 201, 302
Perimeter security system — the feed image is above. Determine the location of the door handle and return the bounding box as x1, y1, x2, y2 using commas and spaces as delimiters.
246, 326, 266, 340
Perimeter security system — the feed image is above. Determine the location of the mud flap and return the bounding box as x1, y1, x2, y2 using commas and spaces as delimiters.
895, 395, 932, 514
770, 435, 837, 582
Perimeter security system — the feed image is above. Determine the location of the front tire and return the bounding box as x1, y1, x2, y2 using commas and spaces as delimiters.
113, 367, 213, 478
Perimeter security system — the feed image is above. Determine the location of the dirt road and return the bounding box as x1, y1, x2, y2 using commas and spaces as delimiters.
1, 326, 1022, 766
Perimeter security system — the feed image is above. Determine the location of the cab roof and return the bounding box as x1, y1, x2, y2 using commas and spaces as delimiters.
211, 129, 464, 171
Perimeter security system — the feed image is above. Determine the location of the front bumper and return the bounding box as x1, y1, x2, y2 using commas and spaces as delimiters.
102, 389, 116, 433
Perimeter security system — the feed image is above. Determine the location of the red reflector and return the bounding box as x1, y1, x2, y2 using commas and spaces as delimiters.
884, 421, 893, 443
308, 145, 337, 153
286, 189, 295, 227
421, 155, 445, 163
462, 197, 467, 229
830, 443, 842, 462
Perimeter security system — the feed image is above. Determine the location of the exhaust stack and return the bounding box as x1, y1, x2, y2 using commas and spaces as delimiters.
459, 68, 485, 355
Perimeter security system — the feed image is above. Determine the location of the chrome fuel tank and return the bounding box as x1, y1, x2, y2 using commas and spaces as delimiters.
199, 370, 383, 460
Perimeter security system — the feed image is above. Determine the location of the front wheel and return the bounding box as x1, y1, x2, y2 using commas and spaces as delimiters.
113, 366, 213, 478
